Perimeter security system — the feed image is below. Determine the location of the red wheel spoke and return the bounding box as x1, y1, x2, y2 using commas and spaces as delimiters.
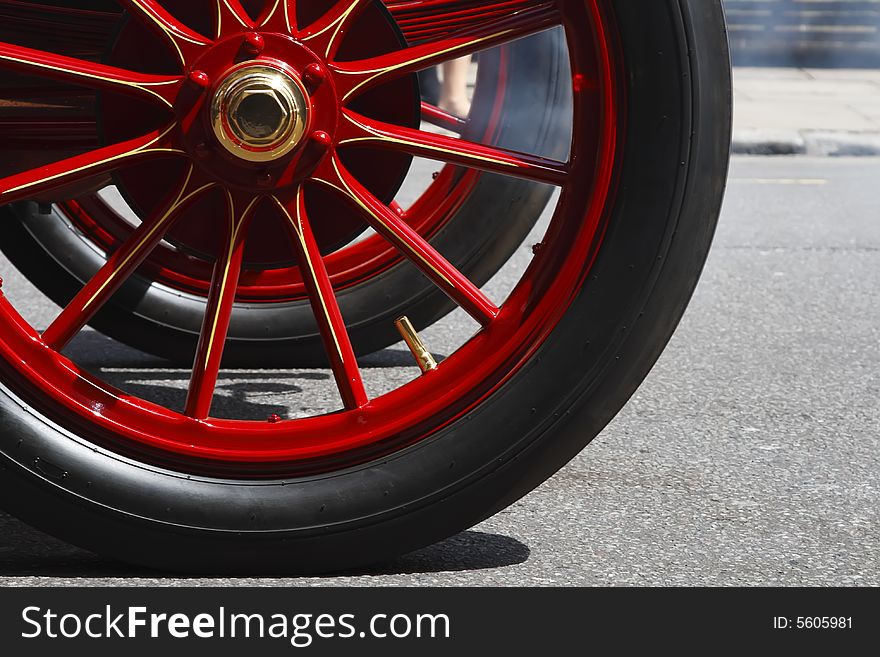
0, 126, 181, 206
272, 189, 369, 410
331, 2, 559, 102
116, 0, 212, 67
41, 166, 215, 351
0, 41, 182, 108
212, 0, 255, 40
299, 0, 372, 59
258, 0, 296, 34
313, 156, 499, 326
185, 192, 258, 420
340, 110, 568, 186
420, 102, 467, 133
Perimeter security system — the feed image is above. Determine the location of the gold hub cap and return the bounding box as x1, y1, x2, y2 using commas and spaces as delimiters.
211, 65, 308, 163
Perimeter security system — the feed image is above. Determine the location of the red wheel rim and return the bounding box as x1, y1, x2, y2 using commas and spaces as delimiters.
0, 0, 619, 475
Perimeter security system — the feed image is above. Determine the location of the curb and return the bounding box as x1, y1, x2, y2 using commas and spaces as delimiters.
732, 129, 880, 156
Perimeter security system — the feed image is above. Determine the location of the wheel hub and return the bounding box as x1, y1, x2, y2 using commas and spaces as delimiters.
102, 3, 421, 267
211, 64, 309, 163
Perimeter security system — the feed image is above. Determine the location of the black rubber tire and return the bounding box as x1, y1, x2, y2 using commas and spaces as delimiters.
0, 28, 571, 367
0, 0, 731, 573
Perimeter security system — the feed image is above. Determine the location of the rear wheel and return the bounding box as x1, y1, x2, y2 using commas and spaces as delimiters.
0, 0, 730, 573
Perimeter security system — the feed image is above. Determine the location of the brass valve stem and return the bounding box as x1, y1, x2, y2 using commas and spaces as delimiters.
395, 316, 438, 374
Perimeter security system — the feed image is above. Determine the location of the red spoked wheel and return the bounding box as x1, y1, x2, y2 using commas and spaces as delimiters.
0, 0, 731, 572
0, 0, 566, 366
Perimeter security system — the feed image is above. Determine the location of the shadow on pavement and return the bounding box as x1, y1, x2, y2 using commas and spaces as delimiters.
62, 330, 445, 370
0, 512, 529, 579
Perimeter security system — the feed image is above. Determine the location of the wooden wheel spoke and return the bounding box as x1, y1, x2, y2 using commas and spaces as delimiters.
185, 192, 260, 420
340, 110, 568, 186
313, 156, 499, 326
41, 165, 215, 351
0, 41, 182, 108
0, 126, 181, 206
272, 189, 368, 410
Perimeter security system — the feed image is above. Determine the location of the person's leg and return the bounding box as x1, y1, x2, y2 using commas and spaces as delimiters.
439, 56, 472, 117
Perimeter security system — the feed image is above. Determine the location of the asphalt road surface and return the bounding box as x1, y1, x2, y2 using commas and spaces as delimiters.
0, 156, 877, 586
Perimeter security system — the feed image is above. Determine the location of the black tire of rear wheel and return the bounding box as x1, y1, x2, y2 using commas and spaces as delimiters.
0, 0, 731, 574
0, 29, 571, 367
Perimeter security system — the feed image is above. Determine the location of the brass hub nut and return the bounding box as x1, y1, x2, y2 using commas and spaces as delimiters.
211, 65, 308, 163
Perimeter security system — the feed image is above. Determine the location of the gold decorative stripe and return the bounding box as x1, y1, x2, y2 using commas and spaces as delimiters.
271, 192, 345, 364
339, 30, 514, 102
0, 51, 178, 108
260, 0, 291, 33
202, 193, 259, 370
126, 0, 210, 67
322, 158, 455, 290
3, 125, 181, 198
216, 0, 252, 38
303, 0, 365, 58
83, 165, 214, 312
339, 113, 534, 173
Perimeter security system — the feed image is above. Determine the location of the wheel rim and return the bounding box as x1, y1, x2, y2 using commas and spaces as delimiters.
0, 0, 618, 474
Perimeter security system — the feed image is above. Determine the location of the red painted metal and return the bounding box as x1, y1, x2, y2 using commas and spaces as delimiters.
338, 110, 568, 186
41, 168, 216, 350
0, 128, 177, 206
330, 2, 558, 100
313, 153, 500, 326
419, 101, 467, 131
278, 187, 369, 410
185, 191, 256, 419
2, 1, 508, 306
0, 0, 619, 473
385, 0, 539, 45
116, 0, 210, 63
0, 40, 182, 106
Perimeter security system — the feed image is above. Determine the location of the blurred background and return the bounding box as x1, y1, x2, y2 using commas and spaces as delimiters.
723, 0, 880, 157
725, 0, 879, 68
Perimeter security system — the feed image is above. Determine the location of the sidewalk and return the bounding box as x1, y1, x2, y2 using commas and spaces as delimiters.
733, 67, 880, 156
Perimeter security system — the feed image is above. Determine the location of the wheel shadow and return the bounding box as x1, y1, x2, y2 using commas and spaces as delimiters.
352, 531, 530, 576
59, 331, 447, 420
62, 330, 446, 370
0, 512, 529, 579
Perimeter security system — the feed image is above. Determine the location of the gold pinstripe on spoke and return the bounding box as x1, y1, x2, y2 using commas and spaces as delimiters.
303, 0, 365, 58
3, 125, 182, 198
201, 193, 260, 370
260, 0, 291, 33
312, 158, 455, 290
215, 0, 252, 38
126, 0, 210, 67
339, 31, 514, 102
338, 112, 534, 173
270, 192, 345, 364
82, 164, 215, 313
0, 52, 179, 108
